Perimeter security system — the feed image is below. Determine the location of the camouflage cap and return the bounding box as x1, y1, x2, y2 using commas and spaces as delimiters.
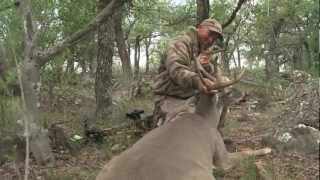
200, 18, 223, 39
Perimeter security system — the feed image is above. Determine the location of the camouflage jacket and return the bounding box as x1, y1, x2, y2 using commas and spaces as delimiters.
152, 27, 221, 99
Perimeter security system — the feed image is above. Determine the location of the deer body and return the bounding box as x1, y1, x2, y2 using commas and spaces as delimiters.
97, 59, 271, 179
97, 113, 228, 180
96, 91, 270, 180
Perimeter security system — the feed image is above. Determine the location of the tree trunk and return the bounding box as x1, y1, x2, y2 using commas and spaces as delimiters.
145, 34, 152, 73
222, 19, 242, 74
292, 47, 303, 70
21, 60, 55, 165
79, 58, 86, 74
302, 40, 312, 70
237, 46, 241, 68
265, 41, 278, 80
265, 19, 283, 80
232, 53, 237, 68
14, 0, 124, 166
66, 58, 75, 74
134, 35, 141, 78
114, 10, 132, 77
95, 0, 114, 120
128, 41, 131, 63
196, 0, 210, 25
20, 0, 54, 165
89, 60, 97, 77
222, 51, 230, 75
265, 55, 272, 80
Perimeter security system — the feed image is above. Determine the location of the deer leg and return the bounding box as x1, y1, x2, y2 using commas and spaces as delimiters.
212, 129, 271, 171
217, 105, 228, 136
225, 148, 272, 170
230, 148, 272, 157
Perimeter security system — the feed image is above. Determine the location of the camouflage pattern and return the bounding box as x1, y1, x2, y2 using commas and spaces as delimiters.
200, 19, 223, 40
151, 27, 223, 126
152, 27, 220, 99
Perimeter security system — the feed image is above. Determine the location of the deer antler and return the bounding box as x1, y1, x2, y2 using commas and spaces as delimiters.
195, 48, 224, 82
195, 46, 245, 91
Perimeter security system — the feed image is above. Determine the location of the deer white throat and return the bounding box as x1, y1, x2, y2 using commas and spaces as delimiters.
195, 93, 224, 128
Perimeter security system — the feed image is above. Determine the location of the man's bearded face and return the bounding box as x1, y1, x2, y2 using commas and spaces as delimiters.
198, 26, 219, 49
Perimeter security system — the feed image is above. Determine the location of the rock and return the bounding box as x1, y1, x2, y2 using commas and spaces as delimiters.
74, 98, 82, 105
262, 124, 320, 154
111, 144, 120, 152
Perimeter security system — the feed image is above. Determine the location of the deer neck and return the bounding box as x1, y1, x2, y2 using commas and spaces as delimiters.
195, 93, 224, 128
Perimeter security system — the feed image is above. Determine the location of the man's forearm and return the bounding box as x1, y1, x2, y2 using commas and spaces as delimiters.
169, 67, 197, 88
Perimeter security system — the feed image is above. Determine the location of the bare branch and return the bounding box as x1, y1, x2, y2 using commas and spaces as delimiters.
222, 0, 248, 29
36, 0, 127, 67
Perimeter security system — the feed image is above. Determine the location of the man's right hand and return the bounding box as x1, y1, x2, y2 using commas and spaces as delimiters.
192, 76, 217, 95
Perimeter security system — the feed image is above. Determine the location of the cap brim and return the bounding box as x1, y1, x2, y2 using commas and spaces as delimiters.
208, 29, 223, 41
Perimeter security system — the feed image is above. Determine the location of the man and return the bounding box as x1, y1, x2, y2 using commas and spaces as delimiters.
152, 18, 225, 127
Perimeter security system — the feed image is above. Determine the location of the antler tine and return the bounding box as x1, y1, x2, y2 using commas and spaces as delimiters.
195, 47, 225, 86
208, 69, 245, 90
194, 45, 244, 91
195, 53, 216, 82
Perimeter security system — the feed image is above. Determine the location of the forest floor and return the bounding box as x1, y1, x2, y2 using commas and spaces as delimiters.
0, 73, 319, 180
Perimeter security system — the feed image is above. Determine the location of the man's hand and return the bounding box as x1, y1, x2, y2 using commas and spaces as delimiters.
192, 76, 217, 95
198, 53, 210, 65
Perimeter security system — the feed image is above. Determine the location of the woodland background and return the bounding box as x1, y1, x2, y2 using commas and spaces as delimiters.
0, 0, 319, 179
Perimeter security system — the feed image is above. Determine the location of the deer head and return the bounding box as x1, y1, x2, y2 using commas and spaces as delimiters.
194, 47, 245, 128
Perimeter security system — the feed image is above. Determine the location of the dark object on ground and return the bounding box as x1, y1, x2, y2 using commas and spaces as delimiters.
126, 109, 144, 120
223, 137, 233, 145
126, 109, 154, 131
48, 123, 75, 154
84, 118, 107, 144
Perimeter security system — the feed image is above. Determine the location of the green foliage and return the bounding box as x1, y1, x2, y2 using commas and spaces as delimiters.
126, 0, 196, 66
0, 65, 19, 97
0, 97, 22, 135
242, 0, 319, 76
149, 36, 169, 65
211, 0, 234, 23
0, 1, 24, 66
239, 157, 258, 180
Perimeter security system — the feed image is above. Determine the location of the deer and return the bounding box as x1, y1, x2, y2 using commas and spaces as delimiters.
96, 50, 271, 180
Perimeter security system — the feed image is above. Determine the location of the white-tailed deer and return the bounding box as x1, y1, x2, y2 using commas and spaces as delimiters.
96, 51, 271, 180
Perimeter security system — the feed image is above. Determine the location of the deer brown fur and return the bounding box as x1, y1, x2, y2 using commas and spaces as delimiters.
96, 91, 271, 180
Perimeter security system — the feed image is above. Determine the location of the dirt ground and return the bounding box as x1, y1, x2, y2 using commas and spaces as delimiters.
0, 78, 319, 180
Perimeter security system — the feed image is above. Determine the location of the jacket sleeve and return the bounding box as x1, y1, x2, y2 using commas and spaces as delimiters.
165, 40, 198, 88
